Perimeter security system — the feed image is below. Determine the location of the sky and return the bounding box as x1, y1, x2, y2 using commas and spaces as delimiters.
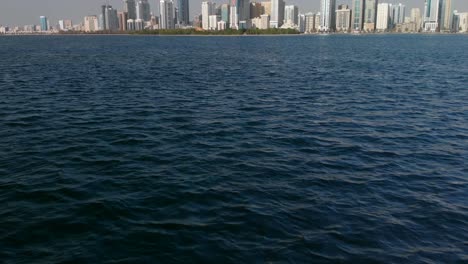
0, 0, 467, 26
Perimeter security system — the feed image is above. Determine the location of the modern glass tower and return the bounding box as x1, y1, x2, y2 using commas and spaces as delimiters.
423, 0, 440, 32
137, 0, 151, 22
364, 0, 378, 31
320, 0, 336, 31
124, 0, 137, 20
178, 0, 190, 25
352, 0, 365, 31
440, 0, 452, 31
39, 16, 49, 31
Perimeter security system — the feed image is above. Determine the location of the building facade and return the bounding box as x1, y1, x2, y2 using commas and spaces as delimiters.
393, 3, 406, 24
351, 0, 364, 31
284, 5, 299, 26
410, 8, 422, 31
376, 3, 391, 31
118, 12, 128, 31
137, 0, 151, 22
124, 0, 137, 20
178, 0, 190, 25
270, 0, 285, 28
336, 5, 351, 32
320, 0, 336, 31
423, 0, 440, 32
440, 0, 452, 31
40, 16, 49, 31
202, 1, 215, 30
84, 16, 99, 32
160, 0, 175, 29
363, 0, 377, 31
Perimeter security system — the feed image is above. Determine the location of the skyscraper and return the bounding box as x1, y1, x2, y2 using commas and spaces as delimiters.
230, 5, 239, 29
411, 8, 422, 31
393, 3, 406, 24
440, 0, 452, 31
124, 0, 137, 20
178, 0, 190, 25
160, 0, 175, 29
424, 0, 440, 32
284, 5, 299, 26
270, 0, 285, 28
220, 4, 230, 24
320, 0, 336, 31
202, 1, 215, 30
351, 0, 365, 31
40, 16, 49, 31
137, 0, 151, 22
363, 0, 378, 31
118, 12, 129, 31
100, 5, 119, 31
376, 3, 391, 31
84, 16, 99, 32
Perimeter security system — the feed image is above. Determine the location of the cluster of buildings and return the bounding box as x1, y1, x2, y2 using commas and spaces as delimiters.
0, 0, 467, 34
197, 0, 468, 33
83, 0, 188, 32
0, 0, 189, 34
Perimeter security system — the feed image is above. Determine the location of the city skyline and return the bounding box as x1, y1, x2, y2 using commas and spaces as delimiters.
1, 0, 467, 26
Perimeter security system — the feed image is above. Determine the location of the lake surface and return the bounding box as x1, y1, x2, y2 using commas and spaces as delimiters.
0, 35, 467, 263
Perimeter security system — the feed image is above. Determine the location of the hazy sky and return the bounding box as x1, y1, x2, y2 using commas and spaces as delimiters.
0, 0, 467, 26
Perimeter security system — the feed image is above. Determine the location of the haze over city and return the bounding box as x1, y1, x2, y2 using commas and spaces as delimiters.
0, 0, 467, 26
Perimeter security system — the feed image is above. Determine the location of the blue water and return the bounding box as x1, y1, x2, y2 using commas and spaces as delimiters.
0, 35, 467, 263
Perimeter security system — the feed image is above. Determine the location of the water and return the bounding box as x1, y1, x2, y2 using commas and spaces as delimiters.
0, 35, 467, 263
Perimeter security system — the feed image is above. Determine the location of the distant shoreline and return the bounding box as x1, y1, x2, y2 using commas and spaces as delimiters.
1, 33, 467, 37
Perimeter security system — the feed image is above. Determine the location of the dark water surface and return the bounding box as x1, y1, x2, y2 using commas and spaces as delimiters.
0, 35, 467, 263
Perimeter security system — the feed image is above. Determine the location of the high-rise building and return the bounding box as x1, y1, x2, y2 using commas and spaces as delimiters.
118, 12, 129, 31
393, 3, 406, 24
440, 0, 452, 31
178, 0, 190, 25
303, 13, 316, 33
238, 0, 251, 21
261, 2, 272, 16
423, 0, 440, 32
230, 6, 239, 29
229, 0, 250, 22
137, 0, 151, 22
58, 20, 73, 31
84, 16, 99, 32
270, 0, 285, 28
127, 19, 135, 30
160, 0, 174, 29
40, 16, 49, 31
351, 0, 365, 31
320, 0, 336, 31
376, 3, 391, 31
250, 2, 263, 19
124, 0, 137, 20
202, 1, 215, 30
100, 5, 119, 31
209, 15, 220, 30
410, 8, 422, 31
220, 4, 230, 25
458, 12, 468, 32
260, 14, 270, 29
284, 5, 299, 26
336, 5, 351, 32
363, 0, 378, 31
135, 19, 144, 30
